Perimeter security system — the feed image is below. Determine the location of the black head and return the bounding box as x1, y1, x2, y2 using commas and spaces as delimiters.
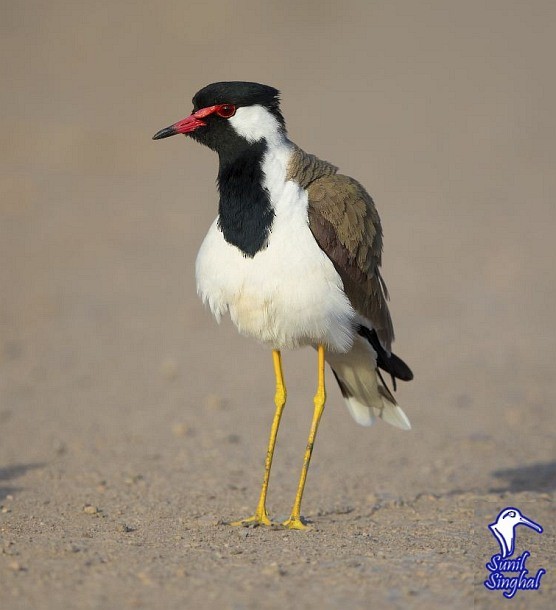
192, 81, 283, 118
153, 81, 286, 160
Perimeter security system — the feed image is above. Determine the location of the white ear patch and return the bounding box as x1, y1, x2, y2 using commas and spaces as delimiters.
229, 105, 283, 145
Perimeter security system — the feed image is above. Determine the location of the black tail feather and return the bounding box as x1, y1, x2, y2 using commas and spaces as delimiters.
332, 369, 350, 398
357, 326, 414, 388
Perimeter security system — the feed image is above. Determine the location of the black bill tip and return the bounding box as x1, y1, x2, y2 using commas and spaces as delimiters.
152, 125, 178, 140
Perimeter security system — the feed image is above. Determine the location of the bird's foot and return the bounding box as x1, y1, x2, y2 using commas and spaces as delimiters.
230, 513, 276, 528
282, 516, 310, 530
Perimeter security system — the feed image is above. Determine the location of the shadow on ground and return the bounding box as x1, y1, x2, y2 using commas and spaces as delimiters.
489, 461, 556, 494
0, 463, 44, 500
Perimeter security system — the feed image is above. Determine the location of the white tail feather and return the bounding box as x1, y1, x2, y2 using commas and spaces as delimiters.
345, 396, 376, 427
326, 337, 411, 430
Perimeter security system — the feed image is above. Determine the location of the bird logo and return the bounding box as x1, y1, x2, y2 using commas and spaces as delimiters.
488, 507, 543, 558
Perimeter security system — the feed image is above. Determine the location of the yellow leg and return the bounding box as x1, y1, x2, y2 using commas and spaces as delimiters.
231, 350, 286, 527
283, 344, 327, 530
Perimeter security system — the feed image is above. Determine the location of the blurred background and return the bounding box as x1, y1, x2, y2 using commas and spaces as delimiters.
1, 1, 555, 608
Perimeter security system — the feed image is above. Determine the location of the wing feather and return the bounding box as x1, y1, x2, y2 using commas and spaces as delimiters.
287, 146, 394, 351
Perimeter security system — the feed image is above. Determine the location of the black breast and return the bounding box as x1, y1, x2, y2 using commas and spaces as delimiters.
217, 141, 274, 258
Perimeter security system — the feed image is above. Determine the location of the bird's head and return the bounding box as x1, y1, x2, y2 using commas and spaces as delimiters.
497, 508, 543, 533
153, 81, 286, 159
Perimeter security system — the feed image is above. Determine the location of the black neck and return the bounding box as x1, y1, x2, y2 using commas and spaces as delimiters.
217, 141, 274, 258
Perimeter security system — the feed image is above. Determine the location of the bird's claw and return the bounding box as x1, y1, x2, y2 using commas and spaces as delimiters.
282, 517, 310, 530
230, 513, 310, 529
230, 514, 275, 527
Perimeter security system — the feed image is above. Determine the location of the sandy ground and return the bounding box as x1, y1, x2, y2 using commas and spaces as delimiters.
1, 1, 555, 608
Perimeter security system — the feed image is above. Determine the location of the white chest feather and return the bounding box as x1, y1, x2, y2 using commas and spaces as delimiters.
195, 142, 355, 351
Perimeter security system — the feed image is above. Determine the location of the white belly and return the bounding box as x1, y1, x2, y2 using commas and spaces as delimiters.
195, 180, 355, 352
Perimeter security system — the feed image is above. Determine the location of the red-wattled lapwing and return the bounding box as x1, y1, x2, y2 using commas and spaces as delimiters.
153, 82, 413, 530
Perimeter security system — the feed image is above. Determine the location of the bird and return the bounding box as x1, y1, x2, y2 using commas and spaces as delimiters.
489, 507, 543, 558
153, 81, 413, 529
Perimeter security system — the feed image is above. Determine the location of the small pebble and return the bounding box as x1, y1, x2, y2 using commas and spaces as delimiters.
160, 358, 179, 381
124, 474, 144, 485
137, 571, 152, 585
83, 504, 99, 515
53, 440, 67, 455
172, 423, 190, 437
204, 393, 226, 410
261, 561, 286, 577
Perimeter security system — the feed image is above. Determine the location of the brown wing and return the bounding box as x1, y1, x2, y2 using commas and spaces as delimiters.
286, 146, 394, 351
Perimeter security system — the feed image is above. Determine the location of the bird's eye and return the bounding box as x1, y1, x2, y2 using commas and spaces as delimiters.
216, 104, 236, 118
